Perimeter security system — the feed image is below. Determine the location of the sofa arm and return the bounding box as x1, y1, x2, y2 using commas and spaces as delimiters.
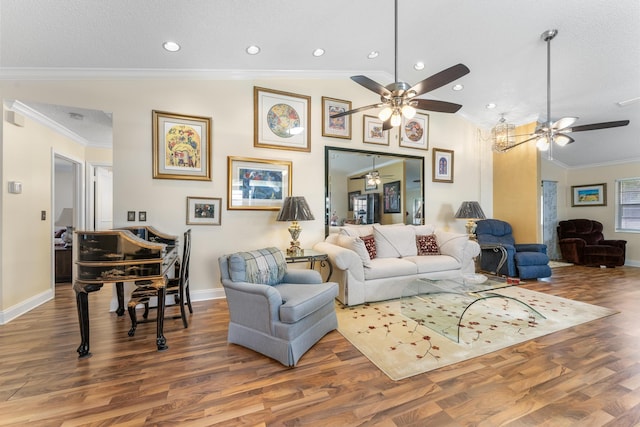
313, 241, 364, 278
221, 278, 283, 334
283, 269, 322, 284
515, 243, 547, 253
600, 239, 627, 249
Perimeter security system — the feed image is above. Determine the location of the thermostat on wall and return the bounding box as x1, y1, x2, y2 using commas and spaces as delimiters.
8, 181, 22, 194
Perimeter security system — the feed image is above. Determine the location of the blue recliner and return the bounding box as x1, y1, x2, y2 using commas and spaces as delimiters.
475, 219, 551, 279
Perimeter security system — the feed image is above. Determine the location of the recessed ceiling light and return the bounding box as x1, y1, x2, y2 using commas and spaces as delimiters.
162, 41, 180, 52
452, 84, 464, 91
367, 51, 379, 59
486, 103, 497, 109
414, 62, 425, 71
246, 45, 261, 55
312, 48, 325, 57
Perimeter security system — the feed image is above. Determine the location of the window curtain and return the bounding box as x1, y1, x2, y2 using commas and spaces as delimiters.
542, 180, 560, 260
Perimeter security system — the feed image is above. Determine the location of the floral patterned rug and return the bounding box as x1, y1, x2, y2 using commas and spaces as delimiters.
336, 287, 617, 380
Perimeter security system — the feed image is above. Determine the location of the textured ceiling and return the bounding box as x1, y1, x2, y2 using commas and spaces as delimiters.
1, 0, 639, 167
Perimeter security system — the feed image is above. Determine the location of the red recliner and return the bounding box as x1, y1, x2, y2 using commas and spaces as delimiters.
557, 219, 626, 267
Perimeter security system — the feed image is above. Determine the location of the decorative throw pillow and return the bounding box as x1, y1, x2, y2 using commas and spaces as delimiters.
361, 234, 377, 259
228, 247, 286, 286
373, 224, 418, 258
416, 234, 440, 255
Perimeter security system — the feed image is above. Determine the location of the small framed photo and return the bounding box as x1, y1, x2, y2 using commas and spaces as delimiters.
322, 96, 352, 139
127, 211, 135, 222
254, 86, 311, 152
138, 211, 147, 222
152, 110, 212, 181
187, 197, 222, 225
348, 190, 361, 211
383, 181, 402, 213
571, 183, 607, 207
365, 181, 378, 191
400, 113, 429, 150
363, 115, 390, 145
432, 148, 454, 183
227, 156, 292, 210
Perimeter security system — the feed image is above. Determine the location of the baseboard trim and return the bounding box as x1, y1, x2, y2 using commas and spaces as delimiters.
0, 288, 54, 325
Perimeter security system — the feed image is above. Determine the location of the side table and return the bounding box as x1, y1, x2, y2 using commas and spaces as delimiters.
285, 249, 333, 282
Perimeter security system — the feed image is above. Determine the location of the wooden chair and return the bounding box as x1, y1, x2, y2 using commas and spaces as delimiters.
127, 229, 192, 336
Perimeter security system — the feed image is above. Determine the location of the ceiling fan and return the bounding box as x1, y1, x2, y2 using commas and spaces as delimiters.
349, 155, 393, 183
501, 29, 629, 154
330, 0, 470, 131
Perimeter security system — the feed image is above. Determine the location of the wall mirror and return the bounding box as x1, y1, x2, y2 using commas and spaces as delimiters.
325, 146, 424, 235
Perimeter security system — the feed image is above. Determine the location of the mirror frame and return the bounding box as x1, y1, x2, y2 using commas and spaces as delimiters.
324, 146, 425, 236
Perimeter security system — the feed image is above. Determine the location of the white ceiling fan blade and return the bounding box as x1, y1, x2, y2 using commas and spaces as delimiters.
554, 133, 574, 146
552, 117, 578, 131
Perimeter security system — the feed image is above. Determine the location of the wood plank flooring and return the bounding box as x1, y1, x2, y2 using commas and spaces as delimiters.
1, 265, 639, 426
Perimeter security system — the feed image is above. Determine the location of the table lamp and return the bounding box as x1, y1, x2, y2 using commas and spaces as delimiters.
276, 196, 315, 256
55, 207, 74, 247
454, 201, 485, 238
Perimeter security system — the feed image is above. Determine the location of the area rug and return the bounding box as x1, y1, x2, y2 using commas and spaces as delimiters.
549, 260, 574, 268
336, 287, 617, 380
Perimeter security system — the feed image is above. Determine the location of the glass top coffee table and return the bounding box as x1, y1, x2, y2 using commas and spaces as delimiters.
401, 275, 546, 343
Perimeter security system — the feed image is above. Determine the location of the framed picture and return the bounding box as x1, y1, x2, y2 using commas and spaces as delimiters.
138, 211, 147, 222
322, 96, 352, 139
187, 197, 222, 225
152, 110, 212, 181
227, 156, 292, 210
363, 115, 390, 145
348, 190, 361, 211
400, 113, 429, 150
571, 183, 607, 207
383, 181, 401, 213
365, 181, 378, 191
254, 86, 311, 152
127, 211, 135, 222
432, 148, 454, 183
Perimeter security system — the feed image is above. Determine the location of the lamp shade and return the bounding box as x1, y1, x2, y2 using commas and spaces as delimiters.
55, 208, 74, 226
454, 201, 486, 220
276, 197, 315, 222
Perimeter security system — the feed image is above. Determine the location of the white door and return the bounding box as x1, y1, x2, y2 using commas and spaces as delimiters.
94, 166, 113, 230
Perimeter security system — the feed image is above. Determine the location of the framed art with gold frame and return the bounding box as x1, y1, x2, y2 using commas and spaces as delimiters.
400, 113, 429, 150
186, 197, 222, 225
363, 115, 390, 145
152, 110, 212, 181
227, 156, 292, 210
322, 96, 352, 139
432, 148, 454, 183
254, 87, 311, 152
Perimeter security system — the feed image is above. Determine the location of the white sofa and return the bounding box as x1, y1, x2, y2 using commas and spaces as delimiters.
313, 223, 480, 306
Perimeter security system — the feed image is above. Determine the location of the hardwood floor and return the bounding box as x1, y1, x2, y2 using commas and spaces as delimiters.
1, 266, 640, 426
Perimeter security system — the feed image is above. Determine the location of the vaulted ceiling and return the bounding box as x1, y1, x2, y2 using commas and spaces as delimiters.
1, 0, 638, 168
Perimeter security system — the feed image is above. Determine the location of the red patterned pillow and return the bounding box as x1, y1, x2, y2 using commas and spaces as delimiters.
416, 234, 440, 255
361, 234, 377, 259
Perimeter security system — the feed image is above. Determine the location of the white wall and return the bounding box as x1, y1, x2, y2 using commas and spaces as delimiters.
0, 78, 485, 309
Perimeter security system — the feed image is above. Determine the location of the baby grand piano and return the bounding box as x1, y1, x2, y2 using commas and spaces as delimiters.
74, 227, 178, 358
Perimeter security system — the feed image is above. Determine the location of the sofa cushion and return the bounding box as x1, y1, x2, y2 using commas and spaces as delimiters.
336, 234, 371, 267
373, 224, 418, 258
363, 257, 418, 280
405, 255, 461, 273
416, 234, 440, 255
412, 224, 436, 235
229, 247, 286, 286
361, 234, 377, 259
339, 224, 377, 237
276, 282, 338, 323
